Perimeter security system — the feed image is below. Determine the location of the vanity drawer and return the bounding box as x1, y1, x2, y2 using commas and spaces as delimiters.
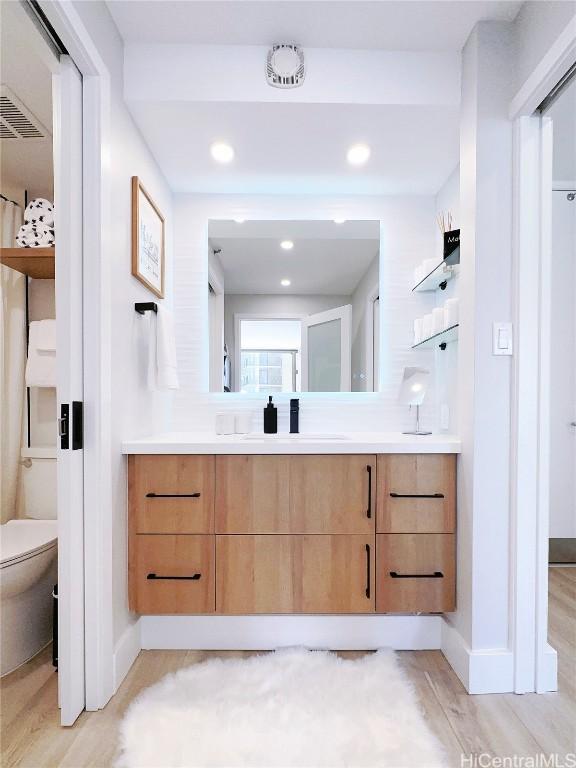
129, 534, 215, 614
129, 455, 214, 533
216, 534, 375, 613
289, 456, 376, 534
215, 455, 375, 534
215, 456, 290, 533
377, 454, 455, 533
375, 533, 455, 613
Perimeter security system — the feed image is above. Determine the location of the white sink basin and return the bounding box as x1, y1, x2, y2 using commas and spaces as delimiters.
242, 433, 349, 441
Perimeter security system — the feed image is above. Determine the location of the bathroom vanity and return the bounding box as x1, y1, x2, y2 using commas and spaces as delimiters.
124, 434, 459, 617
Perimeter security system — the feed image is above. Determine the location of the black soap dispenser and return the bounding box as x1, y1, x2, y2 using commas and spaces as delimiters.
264, 395, 278, 434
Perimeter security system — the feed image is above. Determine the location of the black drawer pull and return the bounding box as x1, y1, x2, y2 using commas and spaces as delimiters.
146, 493, 201, 498
147, 573, 201, 580
389, 493, 444, 499
366, 465, 372, 519
390, 571, 444, 579
365, 544, 371, 599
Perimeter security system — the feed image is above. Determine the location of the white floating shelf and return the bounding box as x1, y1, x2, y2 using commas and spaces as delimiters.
412, 260, 456, 292
412, 324, 459, 350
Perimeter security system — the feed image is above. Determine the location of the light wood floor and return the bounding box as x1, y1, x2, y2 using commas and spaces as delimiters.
2, 568, 574, 768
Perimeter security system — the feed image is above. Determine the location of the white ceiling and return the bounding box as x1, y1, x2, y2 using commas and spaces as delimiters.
108, 1, 526, 197
129, 100, 460, 195
107, 1, 522, 50
210, 219, 379, 294
0, 3, 55, 199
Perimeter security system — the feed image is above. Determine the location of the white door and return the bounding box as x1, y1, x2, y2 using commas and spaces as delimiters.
301, 305, 351, 391
54, 56, 85, 726
549, 190, 576, 544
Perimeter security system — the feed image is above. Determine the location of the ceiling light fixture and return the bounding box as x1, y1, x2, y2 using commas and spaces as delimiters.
333, 218, 347, 224
210, 141, 235, 164
281, 279, 291, 287
280, 240, 294, 250
233, 218, 245, 224
347, 143, 371, 166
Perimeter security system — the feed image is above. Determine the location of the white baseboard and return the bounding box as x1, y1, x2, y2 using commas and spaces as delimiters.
540, 643, 558, 692
113, 620, 141, 692
441, 619, 514, 694
140, 615, 442, 651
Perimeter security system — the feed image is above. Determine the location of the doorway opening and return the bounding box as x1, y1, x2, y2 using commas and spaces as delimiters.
542, 75, 576, 568
0, 0, 86, 726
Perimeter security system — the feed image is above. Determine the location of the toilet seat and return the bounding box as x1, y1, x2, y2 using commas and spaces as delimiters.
1, 520, 58, 569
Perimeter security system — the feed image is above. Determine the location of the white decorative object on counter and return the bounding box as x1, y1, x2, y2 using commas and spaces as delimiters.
215, 413, 235, 435
235, 412, 252, 434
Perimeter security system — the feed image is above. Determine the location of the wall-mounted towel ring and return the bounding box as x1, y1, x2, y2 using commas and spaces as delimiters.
135, 302, 158, 314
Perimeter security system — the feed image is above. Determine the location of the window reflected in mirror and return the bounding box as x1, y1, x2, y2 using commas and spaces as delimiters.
208, 220, 380, 393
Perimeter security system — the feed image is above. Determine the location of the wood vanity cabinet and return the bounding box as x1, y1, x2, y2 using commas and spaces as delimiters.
128, 452, 456, 615
130, 534, 215, 614
375, 454, 456, 613
215, 455, 375, 534
128, 455, 214, 534
216, 534, 374, 613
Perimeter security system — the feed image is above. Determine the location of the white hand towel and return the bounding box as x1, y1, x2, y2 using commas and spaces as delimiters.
147, 305, 179, 390
36, 318, 56, 351
26, 320, 56, 387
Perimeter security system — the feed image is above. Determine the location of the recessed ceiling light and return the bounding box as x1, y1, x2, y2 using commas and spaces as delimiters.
281, 279, 291, 287
280, 240, 294, 250
333, 218, 347, 224
210, 141, 235, 164
233, 217, 245, 224
347, 143, 371, 166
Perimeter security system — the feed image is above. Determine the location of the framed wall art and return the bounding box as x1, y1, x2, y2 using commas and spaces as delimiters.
131, 176, 165, 298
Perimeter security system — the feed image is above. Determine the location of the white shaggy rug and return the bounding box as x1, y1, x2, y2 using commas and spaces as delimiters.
117, 648, 447, 768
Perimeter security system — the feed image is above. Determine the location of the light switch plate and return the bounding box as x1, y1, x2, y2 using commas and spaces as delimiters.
493, 322, 513, 356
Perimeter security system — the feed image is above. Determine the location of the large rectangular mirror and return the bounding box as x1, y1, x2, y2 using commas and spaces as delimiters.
208, 220, 380, 393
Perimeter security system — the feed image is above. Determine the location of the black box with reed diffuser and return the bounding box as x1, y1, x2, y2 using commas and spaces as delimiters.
443, 229, 460, 265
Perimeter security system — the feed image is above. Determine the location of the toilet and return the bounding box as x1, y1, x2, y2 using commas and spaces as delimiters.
0, 451, 57, 676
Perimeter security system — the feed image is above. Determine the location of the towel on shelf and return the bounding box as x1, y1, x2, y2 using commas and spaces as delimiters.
24, 198, 55, 228
26, 320, 56, 387
16, 222, 55, 248
146, 305, 179, 390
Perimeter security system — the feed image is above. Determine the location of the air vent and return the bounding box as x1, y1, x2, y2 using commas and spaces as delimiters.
0, 86, 50, 140
266, 44, 305, 89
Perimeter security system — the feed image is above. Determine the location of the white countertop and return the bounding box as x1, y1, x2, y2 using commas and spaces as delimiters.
122, 432, 461, 455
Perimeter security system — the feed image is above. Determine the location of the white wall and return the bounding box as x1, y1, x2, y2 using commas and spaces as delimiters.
434, 166, 460, 433
172, 194, 439, 433
444, 23, 514, 677
71, 0, 174, 650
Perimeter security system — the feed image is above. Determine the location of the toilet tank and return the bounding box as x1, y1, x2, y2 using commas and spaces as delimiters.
19, 448, 57, 520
